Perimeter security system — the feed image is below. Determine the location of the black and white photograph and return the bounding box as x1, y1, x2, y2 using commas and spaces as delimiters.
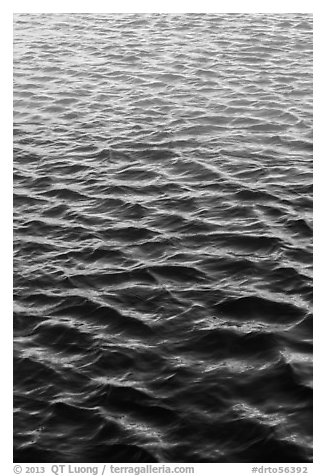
13, 6, 313, 467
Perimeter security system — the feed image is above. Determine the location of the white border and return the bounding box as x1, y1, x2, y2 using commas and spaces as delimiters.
4, 2, 322, 474
10, 0, 314, 13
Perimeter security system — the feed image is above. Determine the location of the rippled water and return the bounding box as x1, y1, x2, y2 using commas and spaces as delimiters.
13, 13, 313, 463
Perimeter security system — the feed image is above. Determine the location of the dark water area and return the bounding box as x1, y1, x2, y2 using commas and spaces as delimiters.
13, 14, 313, 463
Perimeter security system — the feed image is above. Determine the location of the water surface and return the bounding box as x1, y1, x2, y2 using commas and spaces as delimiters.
13, 13, 313, 463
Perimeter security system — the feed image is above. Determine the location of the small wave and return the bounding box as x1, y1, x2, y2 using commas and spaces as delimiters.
215, 295, 304, 323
